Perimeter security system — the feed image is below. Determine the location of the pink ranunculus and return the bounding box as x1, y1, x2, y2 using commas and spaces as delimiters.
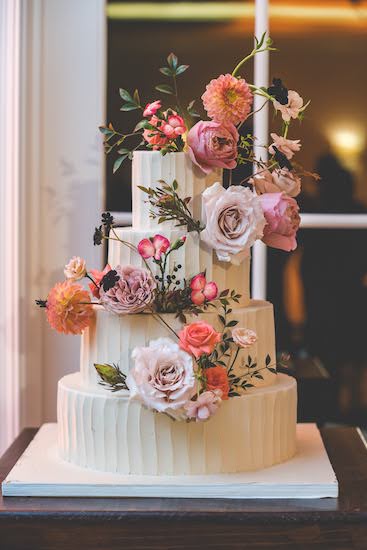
178, 321, 221, 359
100, 264, 156, 314
187, 120, 239, 174
185, 390, 222, 422
143, 100, 161, 117
268, 133, 301, 160
137, 234, 170, 261
190, 273, 218, 306
161, 113, 186, 138
271, 168, 301, 198
260, 192, 301, 252
88, 264, 112, 298
64, 256, 87, 281
143, 115, 169, 150
274, 90, 303, 122
126, 337, 196, 418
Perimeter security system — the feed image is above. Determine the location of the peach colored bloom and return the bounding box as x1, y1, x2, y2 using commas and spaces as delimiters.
88, 264, 111, 298
260, 192, 301, 252
274, 90, 303, 122
251, 170, 280, 195
64, 256, 87, 281
143, 100, 161, 117
232, 327, 257, 348
178, 321, 221, 359
202, 73, 253, 125
46, 281, 94, 335
205, 366, 229, 400
143, 115, 169, 150
185, 390, 222, 421
268, 133, 301, 160
271, 168, 301, 198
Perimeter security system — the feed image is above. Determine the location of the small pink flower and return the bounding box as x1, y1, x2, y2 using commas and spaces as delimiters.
88, 264, 111, 298
143, 115, 169, 150
64, 256, 87, 281
232, 327, 257, 348
185, 390, 222, 422
274, 90, 303, 122
269, 133, 301, 160
187, 120, 239, 174
178, 321, 221, 358
161, 113, 186, 138
143, 100, 161, 117
202, 73, 253, 125
190, 273, 218, 305
260, 192, 301, 252
137, 234, 170, 260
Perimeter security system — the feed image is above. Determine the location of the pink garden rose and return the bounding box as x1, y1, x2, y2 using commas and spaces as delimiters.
268, 133, 301, 160
143, 100, 161, 117
143, 115, 169, 150
185, 390, 222, 422
100, 264, 156, 314
88, 263, 111, 298
178, 320, 221, 358
201, 182, 266, 264
190, 273, 218, 306
138, 234, 170, 261
187, 120, 239, 174
231, 327, 257, 348
260, 192, 301, 252
274, 90, 303, 122
64, 256, 87, 281
126, 337, 196, 417
161, 113, 186, 138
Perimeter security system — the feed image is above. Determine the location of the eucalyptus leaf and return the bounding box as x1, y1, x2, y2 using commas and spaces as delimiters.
119, 88, 133, 102
155, 84, 174, 95
120, 103, 140, 112
175, 64, 189, 75
113, 154, 128, 173
159, 67, 172, 77
167, 52, 178, 69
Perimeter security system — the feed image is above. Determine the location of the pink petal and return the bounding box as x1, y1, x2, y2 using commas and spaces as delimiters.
137, 238, 155, 259
203, 281, 218, 301
190, 273, 206, 291
191, 289, 205, 306
152, 234, 170, 260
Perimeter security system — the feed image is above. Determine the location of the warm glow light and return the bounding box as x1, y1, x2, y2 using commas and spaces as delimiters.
106, 3, 367, 22
330, 129, 365, 155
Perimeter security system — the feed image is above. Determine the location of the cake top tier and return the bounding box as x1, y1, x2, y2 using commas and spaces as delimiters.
132, 151, 222, 230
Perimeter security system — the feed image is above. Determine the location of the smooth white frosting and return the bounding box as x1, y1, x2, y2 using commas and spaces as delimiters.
80, 301, 276, 391
58, 372, 297, 475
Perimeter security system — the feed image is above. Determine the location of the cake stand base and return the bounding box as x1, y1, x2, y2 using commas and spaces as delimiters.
2, 423, 338, 499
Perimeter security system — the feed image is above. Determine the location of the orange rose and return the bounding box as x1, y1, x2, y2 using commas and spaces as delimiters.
178, 321, 221, 359
205, 366, 229, 400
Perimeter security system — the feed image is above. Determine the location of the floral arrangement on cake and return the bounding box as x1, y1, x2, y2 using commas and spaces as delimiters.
36, 34, 310, 422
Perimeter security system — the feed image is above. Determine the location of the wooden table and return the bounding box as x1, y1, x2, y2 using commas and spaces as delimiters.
0, 427, 366, 550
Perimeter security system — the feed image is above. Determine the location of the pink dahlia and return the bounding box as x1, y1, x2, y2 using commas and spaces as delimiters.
202, 73, 253, 125
99, 264, 156, 314
46, 281, 94, 335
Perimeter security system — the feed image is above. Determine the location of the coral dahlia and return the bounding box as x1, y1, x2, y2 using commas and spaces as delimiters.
202, 73, 253, 125
46, 281, 94, 335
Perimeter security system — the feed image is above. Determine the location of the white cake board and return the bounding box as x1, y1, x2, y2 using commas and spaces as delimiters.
2, 423, 338, 499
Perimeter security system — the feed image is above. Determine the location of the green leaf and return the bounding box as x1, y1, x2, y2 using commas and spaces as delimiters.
254, 373, 264, 380
117, 147, 130, 155
248, 355, 252, 365
159, 67, 172, 76
229, 391, 240, 397
133, 88, 140, 105
172, 180, 178, 190
155, 84, 174, 95
219, 289, 229, 298
265, 354, 271, 366
175, 64, 189, 75
119, 88, 133, 102
226, 320, 238, 328
267, 367, 277, 374
99, 126, 114, 136
134, 120, 149, 132
113, 154, 128, 173
218, 315, 226, 326
167, 52, 178, 69
120, 103, 140, 112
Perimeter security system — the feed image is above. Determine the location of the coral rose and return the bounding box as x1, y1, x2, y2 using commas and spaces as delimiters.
187, 120, 239, 174
64, 256, 87, 281
126, 337, 196, 417
46, 281, 94, 335
260, 192, 301, 252
178, 321, 221, 358
185, 389, 222, 421
100, 264, 156, 314
202, 73, 253, 125
232, 327, 257, 348
205, 366, 229, 399
201, 182, 266, 264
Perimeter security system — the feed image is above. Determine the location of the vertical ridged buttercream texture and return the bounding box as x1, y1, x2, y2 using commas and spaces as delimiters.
58, 373, 297, 475
80, 301, 277, 391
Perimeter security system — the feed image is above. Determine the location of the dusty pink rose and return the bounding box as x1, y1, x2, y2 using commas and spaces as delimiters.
201, 183, 265, 264
88, 264, 111, 298
274, 90, 303, 122
268, 133, 301, 160
138, 234, 170, 261
126, 337, 195, 417
190, 273, 218, 306
271, 168, 301, 198
64, 256, 87, 281
260, 192, 301, 252
232, 327, 258, 348
143, 115, 169, 150
185, 390, 222, 422
202, 73, 253, 125
100, 264, 156, 314
161, 113, 186, 138
187, 120, 239, 174
178, 321, 221, 358
46, 281, 94, 335
143, 100, 161, 117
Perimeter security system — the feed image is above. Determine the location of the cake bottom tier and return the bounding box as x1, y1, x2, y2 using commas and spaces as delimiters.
58, 373, 297, 476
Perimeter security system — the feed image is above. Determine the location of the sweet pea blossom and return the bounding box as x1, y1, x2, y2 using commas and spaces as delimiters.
143, 100, 161, 117
274, 90, 303, 122
185, 390, 222, 422
137, 234, 170, 261
190, 273, 218, 306
268, 133, 301, 160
